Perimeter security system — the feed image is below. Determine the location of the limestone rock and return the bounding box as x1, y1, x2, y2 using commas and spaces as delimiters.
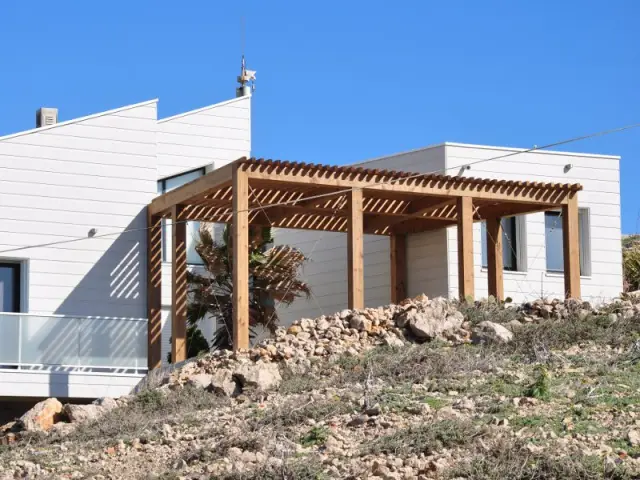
64, 404, 104, 424
19, 398, 63, 432
350, 315, 372, 332
628, 430, 640, 446
210, 369, 238, 397
233, 362, 282, 391
186, 373, 213, 390
471, 321, 514, 344
402, 308, 464, 339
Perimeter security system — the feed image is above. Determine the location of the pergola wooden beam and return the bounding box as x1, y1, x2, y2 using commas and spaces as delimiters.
486, 216, 504, 301
347, 189, 364, 309
232, 165, 250, 350
562, 194, 581, 299
242, 162, 579, 206
147, 213, 162, 370
457, 197, 474, 300
171, 205, 188, 363
149, 163, 233, 216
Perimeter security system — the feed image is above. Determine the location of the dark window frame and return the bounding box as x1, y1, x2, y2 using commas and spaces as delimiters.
0, 262, 21, 313
157, 167, 206, 194
157, 167, 207, 265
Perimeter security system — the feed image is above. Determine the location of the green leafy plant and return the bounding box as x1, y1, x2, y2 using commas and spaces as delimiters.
525, 365, 551, 401
300, 426, 330, 447
188, 225, 311, 350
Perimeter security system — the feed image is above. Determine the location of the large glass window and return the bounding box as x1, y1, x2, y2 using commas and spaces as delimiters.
157, 168, 206, 265
545, 209, 591, 275
0, 263, 21, 313
481, 216, 525, 271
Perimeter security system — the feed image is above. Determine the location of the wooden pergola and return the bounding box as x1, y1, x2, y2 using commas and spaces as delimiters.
147, 157, 583, 369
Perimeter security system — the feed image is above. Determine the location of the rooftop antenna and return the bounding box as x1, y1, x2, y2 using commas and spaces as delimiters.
236, 17, 256, 97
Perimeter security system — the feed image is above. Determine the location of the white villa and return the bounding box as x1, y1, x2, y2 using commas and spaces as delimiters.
0, 89, 623, 406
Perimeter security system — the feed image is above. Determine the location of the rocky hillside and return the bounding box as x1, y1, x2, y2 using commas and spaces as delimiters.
2, 294, 640, 479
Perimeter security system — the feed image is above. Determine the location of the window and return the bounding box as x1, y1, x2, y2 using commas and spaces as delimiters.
157, 168, 206, 265
544, 209, 591, 276
481, 216, 526, 271
0, 263, 21, 313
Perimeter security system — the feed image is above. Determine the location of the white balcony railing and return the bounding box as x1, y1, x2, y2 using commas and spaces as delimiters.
0, 313, 147, 374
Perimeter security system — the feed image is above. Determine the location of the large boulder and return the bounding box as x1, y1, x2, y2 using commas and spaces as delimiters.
186, 373, 213, 390
398, 306, 464, 340
471, 321, 514, 344
18, 398, 63, 432
210, 369, 238, 397
64, 404, 103, 424
233, 362, 282, 392
64, 397, 118, 424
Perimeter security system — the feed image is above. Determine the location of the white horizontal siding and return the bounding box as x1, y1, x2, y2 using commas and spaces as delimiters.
0, 102, 158, 319
445, 144, 622, 302
157, 96, 251, 179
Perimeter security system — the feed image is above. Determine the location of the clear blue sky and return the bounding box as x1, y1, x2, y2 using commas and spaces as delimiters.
1, 1, 639, 231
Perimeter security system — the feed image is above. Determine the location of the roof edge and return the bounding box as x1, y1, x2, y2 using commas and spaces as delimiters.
353, 142, 447, 167
158, 95, 251, 124
0, 99, 159, 142
443, 142, 621, 160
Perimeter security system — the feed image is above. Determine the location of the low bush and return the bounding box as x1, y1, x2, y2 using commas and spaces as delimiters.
365, 419, 476, 456
449, 440, 632, 479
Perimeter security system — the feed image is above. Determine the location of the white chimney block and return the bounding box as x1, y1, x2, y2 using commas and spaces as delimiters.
36, 108, 58, 128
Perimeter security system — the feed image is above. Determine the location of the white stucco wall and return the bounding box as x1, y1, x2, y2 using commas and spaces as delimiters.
0, 100, 158, 318
444, 143, 623, 302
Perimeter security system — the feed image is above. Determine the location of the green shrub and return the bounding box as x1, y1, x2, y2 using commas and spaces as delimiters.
300, 426, 330, 447
525, 365, 551, 401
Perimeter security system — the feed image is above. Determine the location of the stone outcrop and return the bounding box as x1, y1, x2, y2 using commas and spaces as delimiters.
471, 321, 514, 344
17, 398, 63, 432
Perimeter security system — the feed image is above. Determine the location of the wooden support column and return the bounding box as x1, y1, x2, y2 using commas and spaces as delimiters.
347, 188, 364, 310
457, 196, 475, 300
562, 194, 581, 299
486, 216, 504, 301
232, 166, 250, 350
171, 205, 188, 363
390, 234, 407, 304
147, 211, 162, 370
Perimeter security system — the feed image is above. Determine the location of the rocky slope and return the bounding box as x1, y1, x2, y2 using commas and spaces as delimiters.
2, 294, 640, 479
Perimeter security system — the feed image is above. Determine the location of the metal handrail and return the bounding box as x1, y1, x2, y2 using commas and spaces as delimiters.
0, 311, 147, 322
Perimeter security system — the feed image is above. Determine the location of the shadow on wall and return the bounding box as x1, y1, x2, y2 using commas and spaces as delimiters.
22, 210, 148, 397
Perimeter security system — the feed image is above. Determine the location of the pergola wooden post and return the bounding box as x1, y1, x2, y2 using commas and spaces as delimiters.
232, 165, 250, 350
146, 212, 162, 370
562, 194, 581, 299
171, 205, 188, 363
347, 188, 364, 310
146, 157, 584, 364
486, 216, 504, 301
390, 234, 407, 303
457, 196, 474, 300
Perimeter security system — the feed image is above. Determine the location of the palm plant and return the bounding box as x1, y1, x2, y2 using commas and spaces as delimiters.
187, 224, 311, 350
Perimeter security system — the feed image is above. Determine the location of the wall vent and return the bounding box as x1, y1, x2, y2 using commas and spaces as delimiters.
36, 108, 58, 128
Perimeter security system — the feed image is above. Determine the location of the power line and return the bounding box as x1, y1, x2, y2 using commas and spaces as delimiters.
0, 121, 638, 255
